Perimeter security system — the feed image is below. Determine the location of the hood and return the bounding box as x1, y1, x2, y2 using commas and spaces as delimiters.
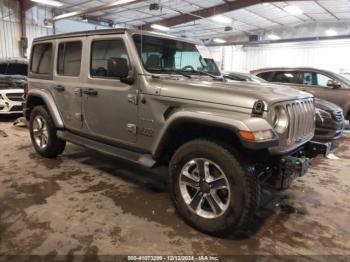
315, 98, 342, 112
158, 77, 313, 109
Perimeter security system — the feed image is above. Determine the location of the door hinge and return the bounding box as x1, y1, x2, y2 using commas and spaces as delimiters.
128, 94, 138, 105
74, 88, 82, 97
127, 123, 137, 134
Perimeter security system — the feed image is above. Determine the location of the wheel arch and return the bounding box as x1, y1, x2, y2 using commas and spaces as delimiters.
25, 89, 64, 128
152, 114, 245, 163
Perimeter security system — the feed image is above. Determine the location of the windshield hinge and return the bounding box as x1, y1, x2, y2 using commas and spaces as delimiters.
128, 94, 138, 105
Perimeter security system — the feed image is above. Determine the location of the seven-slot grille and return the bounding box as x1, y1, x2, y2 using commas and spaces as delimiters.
285, 99, 315, 145
333, 111, 343, 122
5, 93, 24, 102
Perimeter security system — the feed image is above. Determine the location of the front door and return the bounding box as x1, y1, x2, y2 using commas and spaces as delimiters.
300, 71, 349, 108
51, 39, 84, 131
81, 35, 138, 145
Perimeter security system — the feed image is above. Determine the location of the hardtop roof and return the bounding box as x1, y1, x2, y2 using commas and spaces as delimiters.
33, 28, 201, 45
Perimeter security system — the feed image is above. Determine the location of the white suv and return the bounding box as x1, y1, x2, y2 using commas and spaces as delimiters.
0, 58, 27, 114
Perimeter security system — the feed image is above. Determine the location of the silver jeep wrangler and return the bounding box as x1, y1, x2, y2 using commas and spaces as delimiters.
25, 29, 317, 236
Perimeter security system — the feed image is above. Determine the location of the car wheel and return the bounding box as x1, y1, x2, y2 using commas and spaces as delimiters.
169, 139, 260, 237
29, 105, 66, 158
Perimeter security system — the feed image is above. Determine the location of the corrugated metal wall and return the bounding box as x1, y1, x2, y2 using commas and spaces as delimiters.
26, 4, 53, 56
0, 0, 52, 58
0, 19, 21, 57
213, 39, 350, 74
0, 0, 21, 57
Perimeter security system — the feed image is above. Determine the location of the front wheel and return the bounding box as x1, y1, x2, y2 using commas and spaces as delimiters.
29, 105, 66, 158
169, 139, 260, 237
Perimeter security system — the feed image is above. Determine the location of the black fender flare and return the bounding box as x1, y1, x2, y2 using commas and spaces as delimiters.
151, 109, 274, 158
25, 89, 64, 128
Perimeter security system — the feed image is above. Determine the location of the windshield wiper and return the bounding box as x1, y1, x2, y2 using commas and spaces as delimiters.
147, 68, 192, 78
195, 70, 223, 81
182, 69, 223, 81
172, 69, 192, 78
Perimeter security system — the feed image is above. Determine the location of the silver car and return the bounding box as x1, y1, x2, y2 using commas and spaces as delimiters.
25, 29, 320, 236
251, 67, 350, 119
0, 58, 27, 114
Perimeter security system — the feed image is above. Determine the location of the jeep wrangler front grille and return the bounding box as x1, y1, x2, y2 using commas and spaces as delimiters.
285, 98, 315, 145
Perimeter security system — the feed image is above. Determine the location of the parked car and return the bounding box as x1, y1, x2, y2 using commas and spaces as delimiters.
314, 99, 344, 141
25, 29, 322, 236
0, 58, 27, 114
251, 67, 350, 119
224, 72, 344, 142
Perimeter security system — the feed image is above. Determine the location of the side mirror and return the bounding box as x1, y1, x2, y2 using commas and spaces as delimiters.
107, 57, 134, 85
327, 79, 341, 89
107, 57, 129, 78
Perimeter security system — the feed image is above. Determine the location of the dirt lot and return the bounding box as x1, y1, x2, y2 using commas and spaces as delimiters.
1, 116, 350, 260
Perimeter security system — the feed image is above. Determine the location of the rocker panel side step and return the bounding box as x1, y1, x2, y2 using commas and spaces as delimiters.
57, 130, 156, 168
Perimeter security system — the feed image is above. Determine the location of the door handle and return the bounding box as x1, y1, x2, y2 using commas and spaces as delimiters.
54, 85, 65, 92
83, 88, 98, 96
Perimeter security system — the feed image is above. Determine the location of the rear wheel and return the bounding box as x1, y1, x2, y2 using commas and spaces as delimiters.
29, 106, 66, 158
169, 139, 260, 237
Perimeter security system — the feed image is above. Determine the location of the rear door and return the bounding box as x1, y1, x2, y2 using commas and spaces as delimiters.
81, 34, 138, 145
51, 39, 84, 131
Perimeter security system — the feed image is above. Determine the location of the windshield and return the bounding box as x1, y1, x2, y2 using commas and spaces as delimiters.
341, 74, 350, 81
133, 34, 221, 76
250, 75, 267, 83
0, 63, 28, 76
335, 73, 350, 86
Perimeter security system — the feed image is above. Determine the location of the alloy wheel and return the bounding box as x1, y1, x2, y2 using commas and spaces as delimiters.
32, 115, 49, 149
179, 158, 230, 219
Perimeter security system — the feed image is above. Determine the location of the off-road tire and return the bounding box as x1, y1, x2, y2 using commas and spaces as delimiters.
169, 139, 260, 237
29, 105, 66, 158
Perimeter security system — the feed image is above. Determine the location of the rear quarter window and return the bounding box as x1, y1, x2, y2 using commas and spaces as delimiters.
30, 43, 52, 75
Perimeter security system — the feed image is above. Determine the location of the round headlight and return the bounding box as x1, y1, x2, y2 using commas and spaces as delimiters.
272, 106, 289, 134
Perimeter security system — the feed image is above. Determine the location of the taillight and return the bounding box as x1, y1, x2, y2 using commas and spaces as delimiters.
23, 83, 28, 98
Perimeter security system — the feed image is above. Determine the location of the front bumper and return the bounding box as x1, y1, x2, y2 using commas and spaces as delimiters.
314, 120, 344, 141
265, 141, 330, 190
0, 90, 24, 114
274, 155, 310, 190
0, 100, 23, 114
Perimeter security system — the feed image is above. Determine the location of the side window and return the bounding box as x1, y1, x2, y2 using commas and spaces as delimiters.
302, 72, 317, 85
271, 71, 299, 84
90, 39, 130, 78
0, 64, 7, 74
57, 41, 82, 76
31, 43, 52, 75
256, 72, 272, 81
316, 73, 333, 87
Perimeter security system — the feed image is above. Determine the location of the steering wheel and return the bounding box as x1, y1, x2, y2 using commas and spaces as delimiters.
181, 65, 195, 72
